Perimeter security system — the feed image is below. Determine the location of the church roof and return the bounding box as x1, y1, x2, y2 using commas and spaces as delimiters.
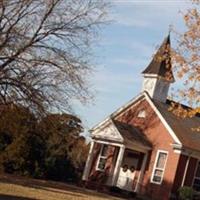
113, 120, 152, 149
142, 35, 174, 81
153, 99, 200, 152
91, 90, 200, 153
111, 94, 200, 152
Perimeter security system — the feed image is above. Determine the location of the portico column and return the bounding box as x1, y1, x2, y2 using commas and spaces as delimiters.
112, 145, 125, 186
181, 156, 191, 186
82, 140, 95, 181
135, 152, 148, 193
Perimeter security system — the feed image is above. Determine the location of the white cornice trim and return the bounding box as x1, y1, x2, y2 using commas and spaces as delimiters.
93, 139, 124, 148
143, 73, 175, 83
143, 74, 159, 78
173, 146, 200, 160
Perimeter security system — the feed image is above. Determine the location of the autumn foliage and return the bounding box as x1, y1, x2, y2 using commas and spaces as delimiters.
172, 0, 200, 116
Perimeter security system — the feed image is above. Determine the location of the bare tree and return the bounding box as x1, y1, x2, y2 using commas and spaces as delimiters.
0, 0, 108, 114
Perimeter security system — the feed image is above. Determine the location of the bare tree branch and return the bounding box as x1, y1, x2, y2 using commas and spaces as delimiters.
0, 0, 108, 114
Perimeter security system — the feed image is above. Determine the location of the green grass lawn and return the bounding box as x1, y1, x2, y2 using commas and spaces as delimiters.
0, 174, 125, 200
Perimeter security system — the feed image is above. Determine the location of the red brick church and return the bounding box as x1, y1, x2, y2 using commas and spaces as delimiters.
82, 35, 200, 200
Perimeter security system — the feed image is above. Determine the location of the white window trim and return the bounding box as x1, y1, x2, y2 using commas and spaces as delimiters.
151, 150, 168, 185
96, 144, 108, 171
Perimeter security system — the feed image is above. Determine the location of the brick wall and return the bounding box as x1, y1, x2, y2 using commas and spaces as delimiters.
116, 99, 180, 200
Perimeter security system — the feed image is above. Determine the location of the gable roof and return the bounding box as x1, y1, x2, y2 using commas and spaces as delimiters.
113, 120, 152, 149
142, 35, 174, 82
91, 118, 151, 151
91, 91, 200, 152
91, 92, 182, 145
153, 99, 200, 152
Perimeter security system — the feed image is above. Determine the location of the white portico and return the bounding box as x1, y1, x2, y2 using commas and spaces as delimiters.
82, 118, 151, 192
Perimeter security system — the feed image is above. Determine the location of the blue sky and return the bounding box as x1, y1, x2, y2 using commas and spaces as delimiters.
74, 0, 191, 136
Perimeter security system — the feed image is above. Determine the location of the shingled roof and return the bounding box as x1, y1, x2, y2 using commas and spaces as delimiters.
113, 120, 152, 149
142, 35, 174, 81
153, 99, 200, 152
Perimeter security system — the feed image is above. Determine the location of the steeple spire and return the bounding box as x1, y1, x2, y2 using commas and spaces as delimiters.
142, 34, 174, 82
141, 35, 175, 103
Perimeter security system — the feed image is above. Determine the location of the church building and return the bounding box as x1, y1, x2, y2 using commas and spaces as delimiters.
82, 35, 200, 200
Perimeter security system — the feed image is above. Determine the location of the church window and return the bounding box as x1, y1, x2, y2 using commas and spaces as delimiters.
96, 144, 108, 171
151, 150, 168, 184
138, 110, 146, 118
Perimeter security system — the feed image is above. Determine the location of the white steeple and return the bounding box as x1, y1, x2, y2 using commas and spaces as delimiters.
142, 35, 174, 103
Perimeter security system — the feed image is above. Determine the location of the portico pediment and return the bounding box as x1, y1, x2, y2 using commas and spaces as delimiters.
91, 119, 123, 142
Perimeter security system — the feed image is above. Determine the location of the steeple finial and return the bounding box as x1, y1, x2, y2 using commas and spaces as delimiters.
142, 34, 174, 82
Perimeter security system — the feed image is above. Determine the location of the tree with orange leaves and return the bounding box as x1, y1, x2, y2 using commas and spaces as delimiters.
171, 0, 200, 130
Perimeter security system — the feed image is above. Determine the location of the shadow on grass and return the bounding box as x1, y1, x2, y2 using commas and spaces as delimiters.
0, 194, 36, 200
0, 174, 121, 200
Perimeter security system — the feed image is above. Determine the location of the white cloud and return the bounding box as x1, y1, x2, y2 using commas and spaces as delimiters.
113, 14, 150, 28
112, 0, 187, 6
90, 66, 142, 97
110, 57, 149, 68
110, 0, 189, 29
93, 69, 141, 84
